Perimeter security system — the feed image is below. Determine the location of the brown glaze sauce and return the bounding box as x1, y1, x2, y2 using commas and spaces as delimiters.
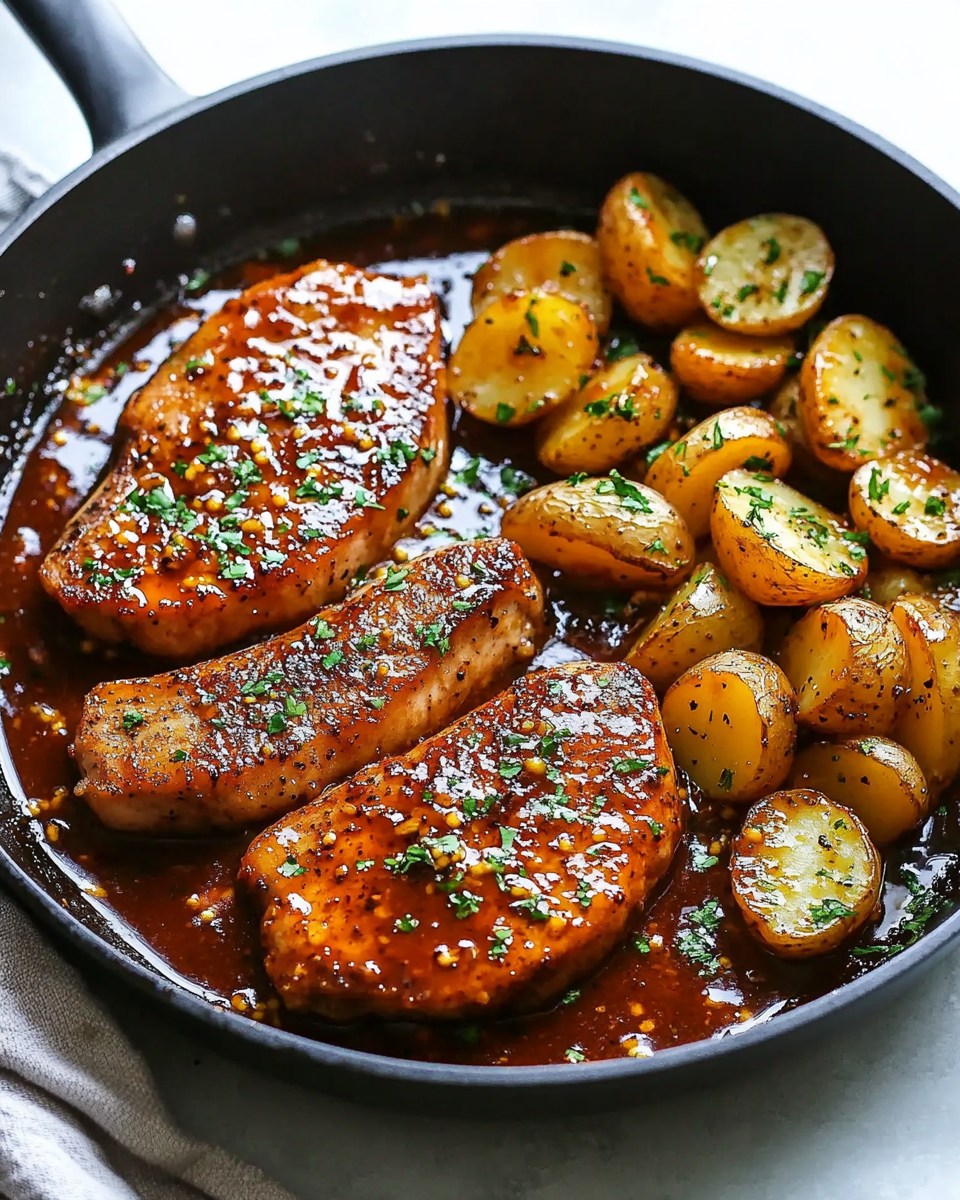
2, 207, 960, 1067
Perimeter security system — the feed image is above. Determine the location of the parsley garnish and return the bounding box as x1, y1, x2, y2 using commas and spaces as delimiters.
122, 710, 144, 731
277, 855, 305, 878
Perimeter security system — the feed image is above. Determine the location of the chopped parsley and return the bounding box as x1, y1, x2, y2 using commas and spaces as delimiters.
122, 710, 144, 731
809, 898, 855, 928
718, 768, 734, 791
277, 855, 305, 878
691, 846, 719, 872
595, 470, 652, 514
800, 269, 826, 295
925, 496, 947, 517
495, 402, 517, 424
394, 914, 420, 933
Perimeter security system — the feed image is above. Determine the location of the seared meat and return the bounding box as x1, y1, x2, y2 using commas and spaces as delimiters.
73, 539, 544, 833
240, 661, 681, 1022
41, 259, 447, 658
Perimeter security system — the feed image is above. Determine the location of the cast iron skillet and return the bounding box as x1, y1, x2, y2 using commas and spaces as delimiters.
2, 0, 960, 1116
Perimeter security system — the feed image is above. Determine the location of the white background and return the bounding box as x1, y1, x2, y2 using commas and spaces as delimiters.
2, 2, 960, 1198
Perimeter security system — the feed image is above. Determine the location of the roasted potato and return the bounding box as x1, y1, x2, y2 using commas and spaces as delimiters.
500, 472, 694, 590
449, 290, 599, 427
646, 408, 791, 539
777, 597, 907, 735
660, 649, 797, 802
535, 352, 677, 475
471, 230, 612, 334
695, 214, 833, 336
890, 595, 960, 793
730, 789, 881, 958
596, 172, 708, 330
624, 563, 764, 694
861, 557, 930, 606
669, 324, 794, 405
710, 470, 868, 605
799, 316, 928, 471
791, 738, 929, 846
849, 452, 960, 569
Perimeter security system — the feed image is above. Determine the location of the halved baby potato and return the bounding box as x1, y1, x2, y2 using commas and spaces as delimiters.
730, 789, 881, 958
449, 290, 599, 427
596, 172, 708, 330
861, 558, 930, 606
471, 230, 613, 334
890, 595, 960, 793
777, 597, 907, 735
710, 469, 868, 605
660, 649, 797, 802
624, 563, 764, 694
500, 472, 694, 590
669, 324, 794, 405
535, 352, 677, 475
799, 315, 928, 471
849, 451, 960, 569
696, 214, 833, 336
791, 738, 929, 846
647, 408, 791, 539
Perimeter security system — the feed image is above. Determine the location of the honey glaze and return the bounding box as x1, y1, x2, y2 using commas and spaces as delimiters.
2, 208, 959, 1067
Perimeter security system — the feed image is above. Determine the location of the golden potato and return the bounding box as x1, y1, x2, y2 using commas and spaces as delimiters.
596, 172, 708, 330
646, 408, 791, 538
799, 315, 928, 471
696, 214, 833, 336
660, 649, 797, 802
849, 451, 960, 569
890, 595, 960, 793
777, 597, 907, 735
471, 229, 612, 333
535, 352, 677, 475
449, 290, 599, 427
861, 556, 930, 606
710, 469, 868, 605
669, 323, 794, 405
730, 789, 881, 958
791, 738, 929, 846
624, 563, 764, 693
500, 471, 694, 590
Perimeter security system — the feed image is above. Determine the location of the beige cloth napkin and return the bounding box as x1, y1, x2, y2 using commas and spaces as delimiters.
0, 156, 296, 1200
0, 892, 297, 1200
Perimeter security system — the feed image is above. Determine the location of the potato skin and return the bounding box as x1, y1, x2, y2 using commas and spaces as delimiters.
849, 452, 960, 569
731, 789, 881, 958
596, 172, 708, 330
449, 290, 599, 427
696, 214, 834, 336
777, 597, 907, 735
624, 563, 764, 694
660, 649, 797, 802
890, 596, 960, 793
861, 557, 930, 606
646, 408, 791, 539
471, 229, 613, 334
710, 469, 868, 605
670, 324, 793, 406
791, 738, 929, 845
799, 315, 928, 471
535, 352, 677, 475
500, 473, 694, 590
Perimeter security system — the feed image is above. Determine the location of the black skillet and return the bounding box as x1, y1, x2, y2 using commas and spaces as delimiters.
2, 0, 960, 1116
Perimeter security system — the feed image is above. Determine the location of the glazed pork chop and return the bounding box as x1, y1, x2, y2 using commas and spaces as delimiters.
240, 660, 681, 1022
41, 259, 447, 658
73, 539, 544, 833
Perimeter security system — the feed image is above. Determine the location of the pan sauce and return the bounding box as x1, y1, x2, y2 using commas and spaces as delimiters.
2, 208, 959, 1066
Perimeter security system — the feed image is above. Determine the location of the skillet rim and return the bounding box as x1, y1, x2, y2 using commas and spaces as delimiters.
1, 31, 959, 1095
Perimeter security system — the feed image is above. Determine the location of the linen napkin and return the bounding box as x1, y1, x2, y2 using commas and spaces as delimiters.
0, 152, 296, 1200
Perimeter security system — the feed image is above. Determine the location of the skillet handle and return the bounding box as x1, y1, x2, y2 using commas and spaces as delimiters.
5, 0, 192, 149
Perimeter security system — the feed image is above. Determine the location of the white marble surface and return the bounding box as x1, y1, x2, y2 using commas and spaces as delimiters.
2, 2, 960, 1197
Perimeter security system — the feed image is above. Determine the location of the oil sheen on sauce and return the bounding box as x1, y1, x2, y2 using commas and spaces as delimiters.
1, 209, 958, 1067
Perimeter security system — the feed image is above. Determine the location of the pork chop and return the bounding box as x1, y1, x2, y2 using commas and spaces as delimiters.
240, 660, 681, 1022
41, 259, 447, 658
73, 538, 544, 833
